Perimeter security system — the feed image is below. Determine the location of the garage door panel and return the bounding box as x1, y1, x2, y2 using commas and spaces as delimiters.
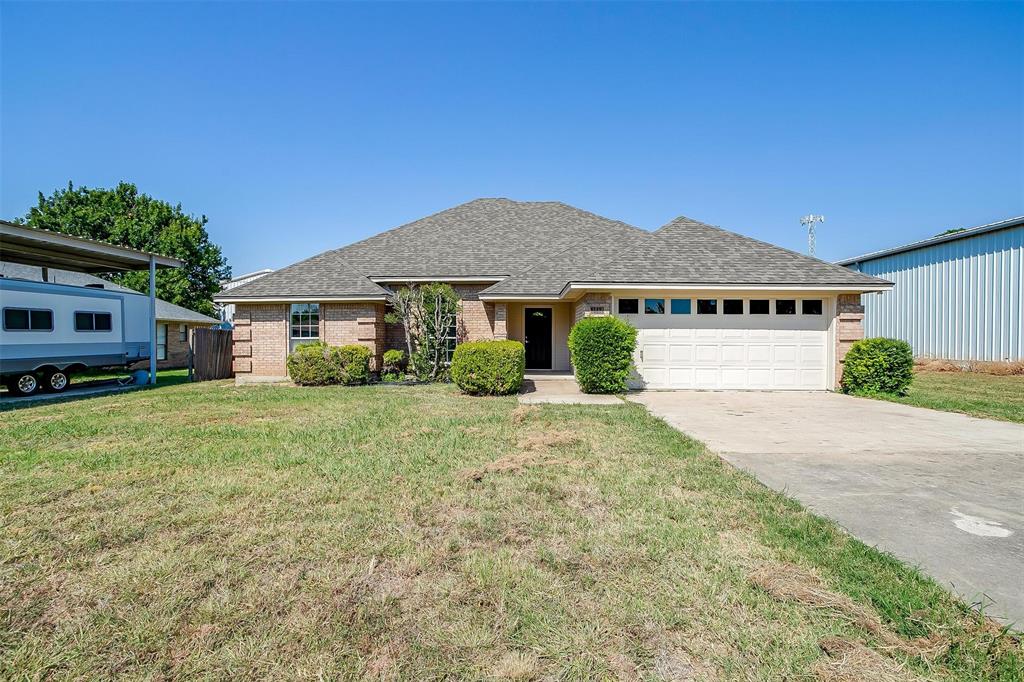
669, 367, 694, 387
695, 344, 719, 362
721, 345, 746, 364
721, 368, 747, 388
773, 345, 798, 363
643, 343, 668, 362
747, 368, 772, 388
694, 367, 719, 388
800, 345, 825, 364
748, 345, 771, 364
669, 344, 694, 362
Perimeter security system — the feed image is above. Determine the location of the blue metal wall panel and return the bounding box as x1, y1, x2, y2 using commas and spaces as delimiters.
846, 225, 1023, 361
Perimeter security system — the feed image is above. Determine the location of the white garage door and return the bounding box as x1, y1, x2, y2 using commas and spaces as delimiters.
624, 297, 832, 390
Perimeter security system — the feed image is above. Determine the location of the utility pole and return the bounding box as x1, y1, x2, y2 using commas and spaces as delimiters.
800, 214, 825, 256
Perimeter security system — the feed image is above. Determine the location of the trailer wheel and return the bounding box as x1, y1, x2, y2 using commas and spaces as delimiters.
9, 373, 40, 397
45, 370, 70, 393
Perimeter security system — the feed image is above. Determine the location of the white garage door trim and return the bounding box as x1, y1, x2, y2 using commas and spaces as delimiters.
619, 295, 835, 390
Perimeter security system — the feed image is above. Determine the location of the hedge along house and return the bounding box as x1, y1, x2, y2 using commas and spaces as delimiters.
214, 199, 891, 390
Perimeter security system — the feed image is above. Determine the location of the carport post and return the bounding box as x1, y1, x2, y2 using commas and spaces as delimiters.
149, 255, 157, 385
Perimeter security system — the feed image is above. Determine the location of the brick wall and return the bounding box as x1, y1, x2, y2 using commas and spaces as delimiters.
574, 293, 612, 322
232, 304, 288, 378
322, 302, 385, 370
835, 293, 865, 387
159, 322, 191, 369
454, 284, 497, 342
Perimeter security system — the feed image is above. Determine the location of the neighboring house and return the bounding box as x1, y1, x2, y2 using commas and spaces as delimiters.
0, 263, 218, 369
214, 199, 891, 390
216, 269, 274, 324
838, 216, 1023, 362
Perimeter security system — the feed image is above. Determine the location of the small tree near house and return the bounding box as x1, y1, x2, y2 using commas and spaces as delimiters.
384, 283, 460, 380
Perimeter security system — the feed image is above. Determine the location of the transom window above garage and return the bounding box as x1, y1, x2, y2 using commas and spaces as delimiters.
617, 298, 639, 314
723, 299, 743, 315
802, 299, 823, 315
670, 299, 691, 314
644, 298, 665, 314
749, 299, 769, 315
696, 299, 717, 314
775, 299, 797, 315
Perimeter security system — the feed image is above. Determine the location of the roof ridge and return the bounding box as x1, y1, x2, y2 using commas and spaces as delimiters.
659, 218, 879, 280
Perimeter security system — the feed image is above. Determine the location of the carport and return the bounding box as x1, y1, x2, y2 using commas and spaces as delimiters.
0, 221, 182, 385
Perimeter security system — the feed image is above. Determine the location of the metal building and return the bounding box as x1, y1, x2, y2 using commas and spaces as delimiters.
837, 216, 1023, 362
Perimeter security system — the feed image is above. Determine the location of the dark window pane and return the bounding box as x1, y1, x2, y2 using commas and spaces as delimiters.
723, 299, 743, 315
644, 298, 665, 314
96, 313, 112, 331
617, 298, 638, 314
75, 312, 94, 331
670, 299, 691, 314
4, 308, 28, 330
776, 299, 796, 315
697, 299, 717, 315
749, 299, 769, 315
30, 310, 52, 330
802, 299, 823, 315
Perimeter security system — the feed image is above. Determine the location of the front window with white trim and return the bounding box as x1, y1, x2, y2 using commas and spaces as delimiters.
290, 303, 320, 352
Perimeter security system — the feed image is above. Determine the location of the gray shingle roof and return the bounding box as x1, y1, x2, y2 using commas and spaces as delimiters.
552, 216, 886, 291
0, 263, 219, 324
218, 199, 889, 300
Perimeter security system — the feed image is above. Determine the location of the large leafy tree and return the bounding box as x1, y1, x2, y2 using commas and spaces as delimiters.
19, 182, 230, 316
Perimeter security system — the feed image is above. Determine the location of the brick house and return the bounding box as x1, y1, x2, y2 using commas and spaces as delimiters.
214, 199, 891, 390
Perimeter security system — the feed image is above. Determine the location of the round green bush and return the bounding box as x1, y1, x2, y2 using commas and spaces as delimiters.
450, 340, 525, 396
382, 349, 406, 375
841, 337, 914, 395
567, 316, 637, 394
287, 342, 372, 386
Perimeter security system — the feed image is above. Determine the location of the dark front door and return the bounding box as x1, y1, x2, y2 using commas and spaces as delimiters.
524, 307, 552, 370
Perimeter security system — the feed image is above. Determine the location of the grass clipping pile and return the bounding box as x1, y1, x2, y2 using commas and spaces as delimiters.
750, 563, 952, 681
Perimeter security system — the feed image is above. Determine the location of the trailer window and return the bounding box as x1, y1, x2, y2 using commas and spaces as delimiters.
3, 307, 53, 331
74, 311, 113, 332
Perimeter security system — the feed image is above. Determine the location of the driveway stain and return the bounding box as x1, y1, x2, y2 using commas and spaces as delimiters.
950, 509, 1013, 538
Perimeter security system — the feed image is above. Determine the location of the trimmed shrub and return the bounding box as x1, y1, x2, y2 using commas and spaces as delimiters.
841, 337, 914, 395
568, 316, 637, 394
451, 340, 525, 396
382, 349, 406, 375
287, 342, 371, 386
335, 344, 372, 385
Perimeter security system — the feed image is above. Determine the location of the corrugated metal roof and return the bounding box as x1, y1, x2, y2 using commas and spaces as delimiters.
836, 215, 1024, 266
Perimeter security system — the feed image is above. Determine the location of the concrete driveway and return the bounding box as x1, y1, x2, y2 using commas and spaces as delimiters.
628, 391, 1024, 626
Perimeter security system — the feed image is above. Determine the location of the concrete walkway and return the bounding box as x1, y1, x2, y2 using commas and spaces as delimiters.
519, 374, 622, 405
628, 390, 1024, 626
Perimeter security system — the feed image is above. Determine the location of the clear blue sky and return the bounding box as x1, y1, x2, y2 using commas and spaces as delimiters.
2, 2, 1022, 276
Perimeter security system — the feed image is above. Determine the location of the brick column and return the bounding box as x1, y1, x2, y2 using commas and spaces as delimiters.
232, 303, 288, 380
494, 303, 508, 340
835, 294, 865, 388
574, 293, 612, 323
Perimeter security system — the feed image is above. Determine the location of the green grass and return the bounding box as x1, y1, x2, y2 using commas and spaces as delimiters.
1, 382, 1020, 680
870, 370, 1024, 423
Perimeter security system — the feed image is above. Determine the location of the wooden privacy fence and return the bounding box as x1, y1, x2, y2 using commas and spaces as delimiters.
191, 328, 234, 381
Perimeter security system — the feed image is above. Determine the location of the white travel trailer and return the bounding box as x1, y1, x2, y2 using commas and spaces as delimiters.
0, 277, 152, 395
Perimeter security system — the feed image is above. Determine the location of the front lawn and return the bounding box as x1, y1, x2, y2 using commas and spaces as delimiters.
872, 370, 1024, 423
1, 382, 1020, 679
